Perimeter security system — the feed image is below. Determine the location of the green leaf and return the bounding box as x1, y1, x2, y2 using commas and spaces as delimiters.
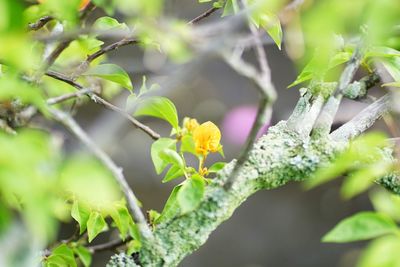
162, 165, 184, 183
134, 96, 179, 129
87, 211, 107, 242
305, 132, 388, 190
148, 209, 161, 225
151, 138, 177, 174
71, 200, 90, 234
159, 148, 184, 169
382, 81, 400, 87
84, 64, 133, 91
366, 46, 400, 59
73, 246, 92, 267
52, 244, 77, 267
177, 174, 205, 214
109, 202, 132, 240
341, 161, 392, 199
222, 0, 239, 16
155, 185, 182, 224
180, 135, 196, 155
92, 16, 129, 33
370, 189, 400, 222
356, 236, 400, 267
322, 212, 398, 243
258, 13, 282, 49
208, 162, 226, 173
127, 240, 142, 255
381, 58, 400, 82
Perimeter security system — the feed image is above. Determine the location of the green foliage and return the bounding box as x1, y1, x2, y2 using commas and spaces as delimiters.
305, 132, 392, 199
87, 212, 108, 242
84, 64, 133, 91
322, 212, 399, 243
177, 174, 206, 214
356, 236, 400, 267
134, 97, 179, 129
151, 138, 177, 174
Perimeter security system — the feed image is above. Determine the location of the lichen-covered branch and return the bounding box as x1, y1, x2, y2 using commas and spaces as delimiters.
134, 116, 400, 266
330, 94, 392, 141
137, 122, 339, 266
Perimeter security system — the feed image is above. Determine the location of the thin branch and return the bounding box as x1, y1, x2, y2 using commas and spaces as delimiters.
47, 88, 94, 105
223, 2, 277, 190
312, 42, 365, 135
48, 107, 154, 242
73, 38, 139, 78
189, 6, 220, 24
88, 237, 132, 253
45, 70, 160, 140
330, 94, 391, 141
28, 16, 54, 31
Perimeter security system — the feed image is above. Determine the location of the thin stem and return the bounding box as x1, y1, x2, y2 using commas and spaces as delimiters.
224, 98, 272, 190
73, 38, 139, 78
88, 237, 132, 253
28, 16, 54, 31
45, 70, 160, 140
313, 42, 365, 135
188, 6, 220, 24
47, 89, 94, 105
48, 108, 154, 243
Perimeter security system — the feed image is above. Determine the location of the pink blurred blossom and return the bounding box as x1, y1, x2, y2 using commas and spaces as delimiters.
222, 105, 270, 146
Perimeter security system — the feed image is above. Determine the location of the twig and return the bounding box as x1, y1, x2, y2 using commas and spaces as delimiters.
312, 41, 365, 135
223, 3, 277, 190
88, 237, 132, 253
73, 38, 139, 78
47, 88, 94, 105
29, 16, 54, 31
48, 108, 154, 244
45, 70, 160, 140
189, 6, 220, 24
330, 94, 391, 141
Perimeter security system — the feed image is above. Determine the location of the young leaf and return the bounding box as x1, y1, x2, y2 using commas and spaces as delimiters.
84, 64, 133, 91
151, 138, 177, 174
73, 246, 92, 267
357, 236, 400, 267
127, 240, 142, 255
258, 13, 282, 49
159, 148, 184, 169
208, 162, 226, 173
181, 135, 196, 155
52, 244, 77, 267
370, 189, 400, 222
322, 212, 398, 243
134, 96, 179, 129
155, 185, 182, 224
341, 161, 392, 199
177, 174, 205, 214
109, 203, 132, 240
92, 16, 129, 33
71, 200, 90, 234
148, 209, 161, 225
87, 211, 107, 242
162, 165, 185, 183
222, 0, 239, 16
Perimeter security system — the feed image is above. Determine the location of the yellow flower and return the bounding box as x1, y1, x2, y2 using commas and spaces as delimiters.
193, 121, 221, 156
184, 118, 199, 133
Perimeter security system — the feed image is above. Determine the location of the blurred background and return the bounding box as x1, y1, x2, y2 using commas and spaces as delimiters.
53, 1, 391, 266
